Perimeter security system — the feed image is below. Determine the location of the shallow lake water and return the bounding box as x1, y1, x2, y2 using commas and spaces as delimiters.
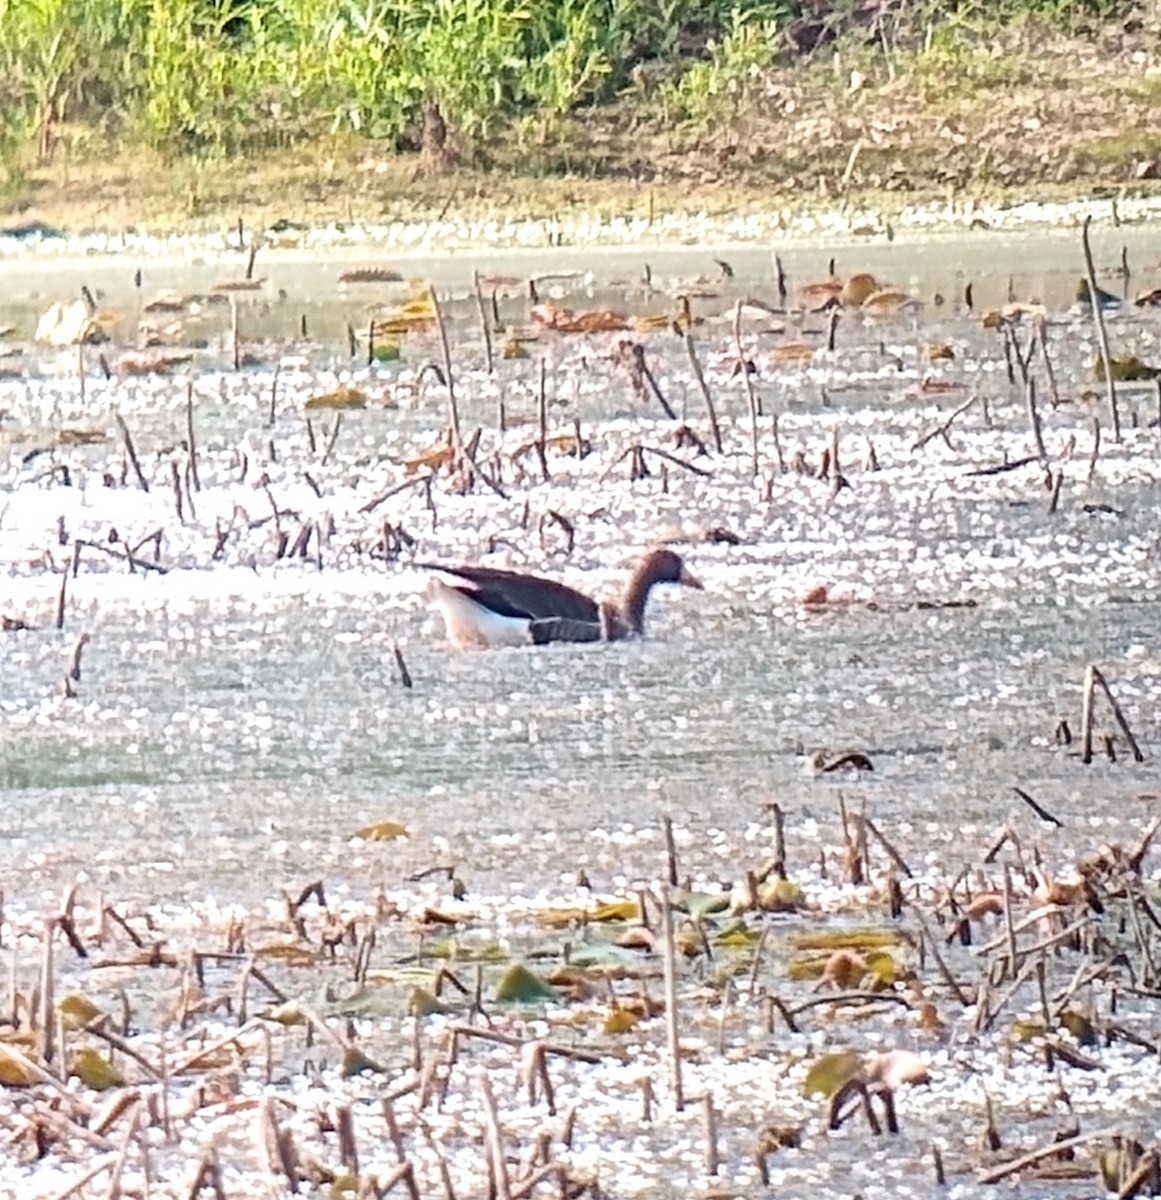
2, 221, 1161, 1197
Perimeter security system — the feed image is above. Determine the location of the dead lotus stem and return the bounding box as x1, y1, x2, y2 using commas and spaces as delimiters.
1081, 216, 1121, 441
656, 882, 684, 1112
977, 1126, 1120, 1184
47, 1155, 118, 1200
114, 413, 149, 493
662, 814, 678, 886
1002, 865, 1018, 983
429, 283, 462, 456
1083, 664, 1146, 764
684, 333, 723, 454
734, 303, 761, 477
913, 394, 976, 452
476, 1070, 513, 1200
473, 270, 494, 375
321, 412, 343, 467
862, 814, 913, 879
1024, 376, 1048, 465
1036, 316, 1061, 408
911, 911, 970, 1005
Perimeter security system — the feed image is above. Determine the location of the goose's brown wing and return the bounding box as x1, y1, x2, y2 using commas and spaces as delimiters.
424, 564, 600, 624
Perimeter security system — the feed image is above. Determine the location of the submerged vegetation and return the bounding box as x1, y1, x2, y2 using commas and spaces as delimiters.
0, 0, 1154, 212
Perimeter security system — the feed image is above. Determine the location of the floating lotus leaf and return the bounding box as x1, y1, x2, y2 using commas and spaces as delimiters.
603, 1007, 641, 1035
495, 963, 559, 1005
1094, 355, 1160, 383
371, 342, 401, 363
864, 949, 901, 987
502, 337, 531, 359
71, 1047, 124, 1091
789, 928, 909, 952
540, 898, 638, 926
797, 279, 843, 303
409, 987, 449, 1017
863, 288, 918, 315
770, 342, 817, 363
429, 939, 507, 962
254, 943, 320, 965
0, 1044, 39, 1087
714, 921, 761, 947
211, 277, 266, 292
757, 877, 803, 911
568, 942, 652, 970
353, 820, 408, 842
59, 993, 104, 1030
927, 342, 955, 361
673, 890, 730, 920
305, 386, 368, 411
537, 906, 588, 928
616, 926, 654, 952
635, 313, 673, 332
841, 273, 880, 306
264, 1001, 306, 1026
329, 1173, 361, 1200
591, 899, 639, 922
338, 267, 404, 283
1010, 1018, 1045, 1042
402, 438, 456, 475
802, 1049, 862, 1098
58, 427, 108, 445
821, 949, 870, 988
1059, 1009, 1097, 1046
340, 1046, 387, 1078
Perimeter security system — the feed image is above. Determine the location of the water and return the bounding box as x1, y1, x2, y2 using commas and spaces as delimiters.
2, 227, 1161, 1197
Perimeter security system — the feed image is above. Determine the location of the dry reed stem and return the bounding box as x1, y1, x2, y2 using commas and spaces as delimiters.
1081, 217, 1121, 441
656, 882, 684, 1112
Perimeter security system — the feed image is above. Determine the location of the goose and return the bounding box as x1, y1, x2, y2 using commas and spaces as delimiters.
425, 548, 703, 648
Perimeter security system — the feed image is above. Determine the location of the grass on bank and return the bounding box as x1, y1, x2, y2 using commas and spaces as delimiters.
0, 0, 1156, 228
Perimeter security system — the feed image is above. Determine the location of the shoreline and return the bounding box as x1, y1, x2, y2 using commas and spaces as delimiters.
3, 184, 1158, 266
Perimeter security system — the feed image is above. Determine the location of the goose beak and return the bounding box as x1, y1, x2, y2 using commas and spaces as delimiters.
679, 566, 704, 590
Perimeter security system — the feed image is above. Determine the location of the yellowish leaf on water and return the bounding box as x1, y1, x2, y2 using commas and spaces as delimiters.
329, 1173, 361, 1200
789, 928, 909, 952
591, 898, 639, 922
353, 820, 408, 842
634, 313, 673, 332
340, 1046, 387, 1078
264, 1001, 306, 1026
603, 1007, 641, 1035
757, 877, 803, 911
59, 993, 104, 1031
802, 1049, 862, 1098
0, 1043, 39, 1087
305, 386, 367, 411
1094, 354, 1160, 383
502, 336, 531, 359
408, 987, 449, 1017
1059, 1009, 1097, 1046
71, 1046, 124, 1091
254, 943, 320, 966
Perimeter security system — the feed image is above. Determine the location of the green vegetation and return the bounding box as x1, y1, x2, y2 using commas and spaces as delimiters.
0, 0, 1147, 199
